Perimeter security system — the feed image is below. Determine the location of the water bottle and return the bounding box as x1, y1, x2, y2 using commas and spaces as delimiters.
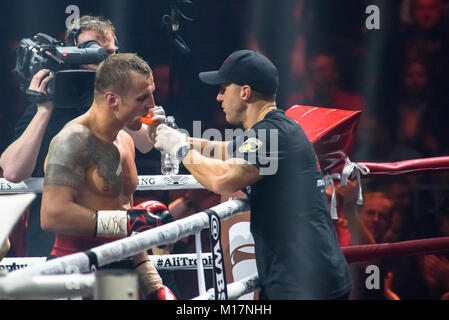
160, 116, 180, 175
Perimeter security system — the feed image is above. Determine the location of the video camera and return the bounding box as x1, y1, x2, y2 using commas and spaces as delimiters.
15, 33, 107, 109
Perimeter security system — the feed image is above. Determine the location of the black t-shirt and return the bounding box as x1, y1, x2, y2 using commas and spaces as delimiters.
13, 105, 85, 257
227, 109, 352, 299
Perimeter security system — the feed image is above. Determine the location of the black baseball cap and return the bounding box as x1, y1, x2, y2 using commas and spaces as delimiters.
199, 50, 279, 95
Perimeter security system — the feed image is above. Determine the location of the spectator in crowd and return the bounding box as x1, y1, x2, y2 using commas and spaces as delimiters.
389, 59, 444, 160
336, 180, 399, 299
392, 0, 449, 104
284, 35, 307, 107
378, 177, 416, 243
286, 52, 364, 110
403, 0, 449, 76
418, 196, 449, 299
339, 182, 393, 245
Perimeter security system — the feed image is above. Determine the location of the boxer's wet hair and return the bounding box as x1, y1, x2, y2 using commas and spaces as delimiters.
94, 53, 152, 97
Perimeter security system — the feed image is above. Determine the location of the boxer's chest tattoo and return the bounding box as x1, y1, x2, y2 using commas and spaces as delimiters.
88, 135, 122, 197
45, 127, 129, 196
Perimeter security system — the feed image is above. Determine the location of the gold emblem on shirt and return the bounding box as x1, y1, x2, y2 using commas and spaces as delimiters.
238, 137, 263, 153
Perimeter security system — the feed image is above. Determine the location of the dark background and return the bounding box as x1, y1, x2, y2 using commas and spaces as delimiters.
2, 0, 448, 160
0, 0, 402, 153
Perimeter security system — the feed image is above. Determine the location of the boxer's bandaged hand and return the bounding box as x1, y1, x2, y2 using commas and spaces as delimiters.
135, 260, 163, 297
95, 201, 171, 238
95, 210, 128, 238
154, 124, 189, 157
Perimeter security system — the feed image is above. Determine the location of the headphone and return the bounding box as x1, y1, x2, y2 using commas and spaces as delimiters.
67, 19, 119, 53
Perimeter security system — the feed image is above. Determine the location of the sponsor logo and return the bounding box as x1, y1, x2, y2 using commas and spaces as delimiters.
0, 262, 28, 272
317, 178, 325, 187
208, 211, 228, 300
213, 240, 226, 300
155, 255, 213, 269
162, 175, 190, 186
210, 215, 220, 240
137, 177, 156, 186
230, 244, 255, 267
0, 182, 12, 190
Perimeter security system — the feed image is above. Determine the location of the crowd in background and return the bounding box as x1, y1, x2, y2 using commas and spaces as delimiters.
1, 0, 449, 299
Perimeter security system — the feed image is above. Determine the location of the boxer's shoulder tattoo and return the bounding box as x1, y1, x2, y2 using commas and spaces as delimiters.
44, 125, 121, 195
44, 125, 91, 189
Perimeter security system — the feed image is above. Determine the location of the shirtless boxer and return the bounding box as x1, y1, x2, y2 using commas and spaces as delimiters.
41, 53, 175, 299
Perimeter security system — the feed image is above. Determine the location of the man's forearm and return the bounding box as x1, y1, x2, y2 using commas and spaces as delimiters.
0, 107, 53, 182
183, 149, 259, 195
189, 137, 229, 161
183, 149, 228, 193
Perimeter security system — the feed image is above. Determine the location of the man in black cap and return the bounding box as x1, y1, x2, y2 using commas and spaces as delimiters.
155, 50, 352, 299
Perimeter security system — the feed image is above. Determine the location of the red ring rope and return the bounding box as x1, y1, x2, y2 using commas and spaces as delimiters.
359, 156, 449, 176
342, 237, 449, 263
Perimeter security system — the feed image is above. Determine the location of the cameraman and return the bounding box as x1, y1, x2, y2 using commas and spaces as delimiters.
0, 16, 162, 257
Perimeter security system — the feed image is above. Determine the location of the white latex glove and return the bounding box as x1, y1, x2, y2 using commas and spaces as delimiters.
124, 106, 166, 154
149, 106, 166, 123
155, 124, 189, 158
147, 106, 166, 142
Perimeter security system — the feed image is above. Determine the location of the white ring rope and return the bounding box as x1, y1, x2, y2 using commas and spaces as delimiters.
0, 273, 96, 299
0, 175, 205, 194
0, 270, 259, 300
192, 273, 260, 300
0, 198, 249, 299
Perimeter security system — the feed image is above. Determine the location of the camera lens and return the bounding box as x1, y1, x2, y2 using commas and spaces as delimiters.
67, 77, 88, 100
